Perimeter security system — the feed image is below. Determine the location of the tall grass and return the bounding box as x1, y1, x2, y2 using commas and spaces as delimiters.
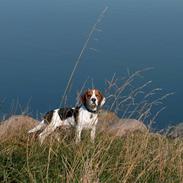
104, 68, 173, 129
0, 68, 176, 182
0, 66, 175, 182
60, 6, 108, 106
0, 130, 183, 182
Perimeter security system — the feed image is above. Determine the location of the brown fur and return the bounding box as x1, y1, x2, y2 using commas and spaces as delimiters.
80, 89, 104, 106
94, 89, 104, 106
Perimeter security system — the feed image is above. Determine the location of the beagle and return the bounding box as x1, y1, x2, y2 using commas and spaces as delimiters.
28, 89, 105, 144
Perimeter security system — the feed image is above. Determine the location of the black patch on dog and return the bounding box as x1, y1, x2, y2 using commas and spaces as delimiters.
43, 110, 54, 124
43, 106, 81, 125
58, 107, 80, 125
58, 108, 75, 120
73, 106, 80, 125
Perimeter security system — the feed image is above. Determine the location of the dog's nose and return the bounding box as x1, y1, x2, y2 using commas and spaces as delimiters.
91, 98, 96, 103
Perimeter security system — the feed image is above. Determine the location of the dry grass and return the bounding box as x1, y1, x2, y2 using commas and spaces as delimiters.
0, 69, 176, 182
0, 109, 181, 183
104, 69, 173, 129
98, 110, 147, 137
0, 123, 183, 183
0, 115, 37, 142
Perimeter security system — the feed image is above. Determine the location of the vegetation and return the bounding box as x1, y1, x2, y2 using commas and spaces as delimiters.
0, 68, 176, 183
0, 128, 183, 183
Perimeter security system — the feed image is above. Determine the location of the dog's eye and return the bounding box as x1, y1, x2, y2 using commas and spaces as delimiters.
87, 94, 92, 98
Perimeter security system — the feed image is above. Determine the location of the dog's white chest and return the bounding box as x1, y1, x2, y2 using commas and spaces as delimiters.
78, 107, 98, 129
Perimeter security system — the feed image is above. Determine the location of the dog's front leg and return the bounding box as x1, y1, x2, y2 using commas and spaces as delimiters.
76, 126, 82, 143
90, 127, 96, 143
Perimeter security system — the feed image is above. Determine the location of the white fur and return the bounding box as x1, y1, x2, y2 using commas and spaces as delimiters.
28, 120, 45, 133
91, 90, 98, 105
35, 107, 98, 144
76, 106, 98, 143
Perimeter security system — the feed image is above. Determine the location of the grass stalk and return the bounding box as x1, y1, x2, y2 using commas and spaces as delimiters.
60, 6, 108, 106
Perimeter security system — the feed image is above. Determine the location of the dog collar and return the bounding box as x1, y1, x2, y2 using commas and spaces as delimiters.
81, 105, 98, 114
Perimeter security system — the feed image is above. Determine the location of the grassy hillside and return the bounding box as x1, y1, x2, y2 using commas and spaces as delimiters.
0, 128, 183, 183
0, 70, 177, 182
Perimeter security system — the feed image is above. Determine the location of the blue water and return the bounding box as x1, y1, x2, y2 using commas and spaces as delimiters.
0, 0, 183, 129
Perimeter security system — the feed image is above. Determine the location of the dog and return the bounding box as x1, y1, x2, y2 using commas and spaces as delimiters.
28, 89, 105, 144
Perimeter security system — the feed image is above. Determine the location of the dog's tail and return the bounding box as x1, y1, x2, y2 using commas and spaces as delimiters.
28, 120, 46, 133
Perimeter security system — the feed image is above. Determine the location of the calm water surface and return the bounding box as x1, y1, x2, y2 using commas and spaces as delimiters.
0, 0, 183, 129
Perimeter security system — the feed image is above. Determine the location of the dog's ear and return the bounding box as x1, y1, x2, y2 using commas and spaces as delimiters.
97, 90, 105, 107
100, 96, 106, 107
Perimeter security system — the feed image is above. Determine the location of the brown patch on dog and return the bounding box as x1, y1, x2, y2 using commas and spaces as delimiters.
80, 89, 105, 109
80, 89, 92, 105
94, 89, 104, 106
86, 90, 93, 99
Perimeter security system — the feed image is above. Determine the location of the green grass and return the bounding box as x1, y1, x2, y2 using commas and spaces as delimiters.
0, 131, 183, 183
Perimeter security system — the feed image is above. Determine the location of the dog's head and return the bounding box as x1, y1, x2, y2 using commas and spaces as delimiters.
80, 89, 106, 112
